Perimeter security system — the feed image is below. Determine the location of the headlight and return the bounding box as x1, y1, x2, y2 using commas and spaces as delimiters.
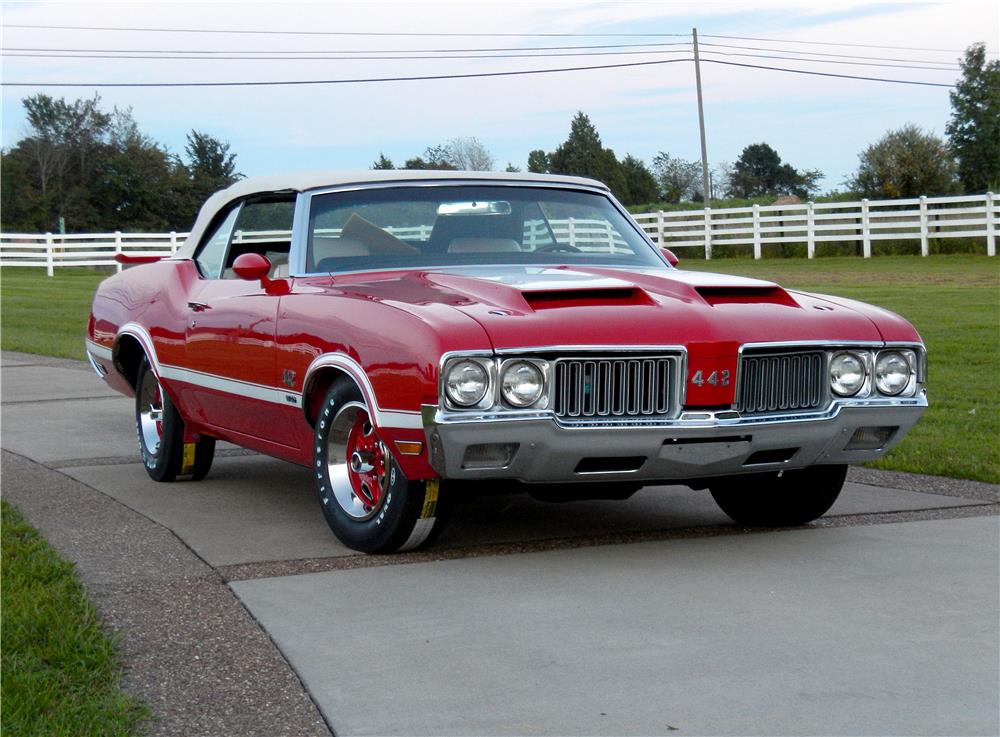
875, 351, 912, 396
500, 361, 544, 407
444, 360, 489, 407
830, 352, 866, 397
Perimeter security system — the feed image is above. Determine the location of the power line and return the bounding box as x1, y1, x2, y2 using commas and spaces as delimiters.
700, 33, 982, 54
702, 58, 955, 88
0, 56, 695, 87
6, 22, 992, 56
14, 48, 947, 72
3, 23, 688, 37
0, 41, 692, 54
2, 55, 958, 88
699, 41, 962, 66
3, 49, 695, 62
2, 41, 962, 70
700, 50, 959, 73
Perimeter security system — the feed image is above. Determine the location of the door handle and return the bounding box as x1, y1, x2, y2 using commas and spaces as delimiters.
187, 301, 211, 312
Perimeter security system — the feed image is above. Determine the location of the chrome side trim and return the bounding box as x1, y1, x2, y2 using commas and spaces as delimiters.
85, 338, 113, 361
158, 364, 303, 409
302, 352, 424, 430
85, 343, 109, 377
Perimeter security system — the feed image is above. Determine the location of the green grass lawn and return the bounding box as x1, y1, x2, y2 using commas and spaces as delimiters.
1, 267, 109, 359
1, 502, 149, 736
2, 258, 998, 482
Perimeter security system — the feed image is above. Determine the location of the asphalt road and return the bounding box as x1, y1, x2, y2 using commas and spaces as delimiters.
2, 350, 998, 737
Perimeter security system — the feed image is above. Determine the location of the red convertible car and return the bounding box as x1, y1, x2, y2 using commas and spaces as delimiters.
87, 171, 927, 552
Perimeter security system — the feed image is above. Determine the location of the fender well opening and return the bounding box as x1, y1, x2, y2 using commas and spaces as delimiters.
114, 335, 146, 390
304, 367, 354, 427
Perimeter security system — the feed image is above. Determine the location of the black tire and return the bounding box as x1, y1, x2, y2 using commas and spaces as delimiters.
314, 378, 449, 553
709, 464, 848, 527
135, 356, 215, 482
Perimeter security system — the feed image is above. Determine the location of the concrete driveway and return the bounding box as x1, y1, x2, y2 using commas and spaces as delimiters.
3, 350, 998, 736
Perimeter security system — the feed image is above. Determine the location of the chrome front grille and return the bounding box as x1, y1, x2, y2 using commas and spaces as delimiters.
553, 356, 678, 420
735, 351, 826, 414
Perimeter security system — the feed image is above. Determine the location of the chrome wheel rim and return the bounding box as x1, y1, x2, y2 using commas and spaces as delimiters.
325, 401, 389, 520
138, 369, 164, 457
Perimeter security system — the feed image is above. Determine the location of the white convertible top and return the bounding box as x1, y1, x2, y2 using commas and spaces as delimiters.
176, 169, 610, 258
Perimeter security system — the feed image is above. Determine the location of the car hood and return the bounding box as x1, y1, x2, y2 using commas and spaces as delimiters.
330, 265, 888, 351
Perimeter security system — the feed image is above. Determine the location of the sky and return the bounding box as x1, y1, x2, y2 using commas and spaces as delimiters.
2, 0, 998, 194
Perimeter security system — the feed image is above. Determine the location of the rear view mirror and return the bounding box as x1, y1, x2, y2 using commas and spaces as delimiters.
437, 201, 512, 216
660, 247, 679, 266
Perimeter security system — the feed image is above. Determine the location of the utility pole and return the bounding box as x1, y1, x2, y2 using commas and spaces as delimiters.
692, 28, 711, 203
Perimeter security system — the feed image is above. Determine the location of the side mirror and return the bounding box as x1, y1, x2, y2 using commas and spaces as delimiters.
232, 252, 272, 281
660, 247, 679, 266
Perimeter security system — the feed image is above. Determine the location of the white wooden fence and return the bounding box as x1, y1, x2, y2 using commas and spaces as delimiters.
2, 193, 995, 275
634, 192, 996, 259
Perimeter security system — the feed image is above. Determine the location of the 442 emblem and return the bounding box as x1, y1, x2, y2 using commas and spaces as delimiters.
690, 369, 730, 387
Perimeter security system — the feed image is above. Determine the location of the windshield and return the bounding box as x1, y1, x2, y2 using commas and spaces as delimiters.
304, 185, 665, 274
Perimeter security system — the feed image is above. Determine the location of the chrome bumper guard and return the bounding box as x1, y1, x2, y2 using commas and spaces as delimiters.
422, 394, 927, 483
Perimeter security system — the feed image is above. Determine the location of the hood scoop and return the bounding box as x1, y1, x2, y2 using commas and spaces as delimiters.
523, 287, 654, 310
695, 285, 799, 308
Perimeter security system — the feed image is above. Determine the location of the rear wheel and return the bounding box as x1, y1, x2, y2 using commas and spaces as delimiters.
314, 379, 448, 553
709, 464, 847, 527
135, 356, 215, 482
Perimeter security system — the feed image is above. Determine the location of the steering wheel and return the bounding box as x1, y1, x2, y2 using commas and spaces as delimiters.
534, 242, 582, 254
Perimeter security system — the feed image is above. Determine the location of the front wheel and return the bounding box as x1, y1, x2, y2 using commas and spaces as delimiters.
314, 379, 449, 553
709, 464, 848, 527
135, 356, 215, 482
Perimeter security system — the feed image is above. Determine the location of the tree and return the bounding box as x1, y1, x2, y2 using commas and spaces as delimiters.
178, 131, 241, 228
401, 139, 494, 170
0, 152, 45, 231
371, 153, 395, 169
946, 43, 1000, 193
850, 124, 960, 198
651, 152, 702, 203
186, 131, 239, 190
15, 93, 112, 230
96, 107, 189, 230
505, 163, 521, 172
0, 94, 243, 232
443, 137, 494, 171
526, 149, 549, 173
729, 143, 821, 199
620, 155, 659, 206
404, 144, 456, 170
546, 112, 628, 201
711, 161, 733, 200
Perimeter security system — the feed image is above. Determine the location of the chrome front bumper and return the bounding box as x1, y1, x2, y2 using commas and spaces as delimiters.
422, 395, 927, 483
